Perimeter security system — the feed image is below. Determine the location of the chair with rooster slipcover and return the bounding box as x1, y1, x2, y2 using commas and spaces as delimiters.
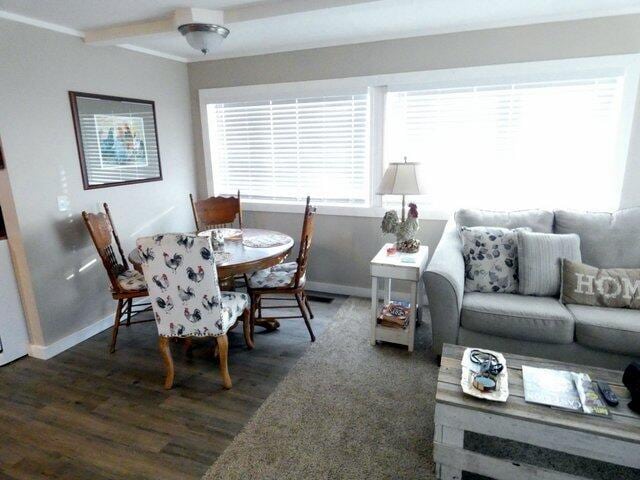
136, 233, 250, 389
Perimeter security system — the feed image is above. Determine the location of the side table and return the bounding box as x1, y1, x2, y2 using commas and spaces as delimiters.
370, 243, 429, 352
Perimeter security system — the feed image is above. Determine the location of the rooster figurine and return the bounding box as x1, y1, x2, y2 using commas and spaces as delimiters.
380, 202, 420, 253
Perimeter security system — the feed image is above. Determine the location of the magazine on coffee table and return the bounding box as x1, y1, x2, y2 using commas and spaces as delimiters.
522, 366, 609, 417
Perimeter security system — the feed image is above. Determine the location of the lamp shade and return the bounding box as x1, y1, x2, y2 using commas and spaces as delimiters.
376, 161, 423, 195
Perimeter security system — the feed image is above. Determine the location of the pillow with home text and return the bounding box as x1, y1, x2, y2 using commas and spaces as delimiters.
561, 259, 640, 309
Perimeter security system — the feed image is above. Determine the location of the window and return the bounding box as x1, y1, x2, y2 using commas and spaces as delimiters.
201, 56, 639, 217
384, 77, 626, 211
207, 94, 369, 206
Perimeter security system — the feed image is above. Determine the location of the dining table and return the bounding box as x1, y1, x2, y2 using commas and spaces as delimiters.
128, 228, 294, 331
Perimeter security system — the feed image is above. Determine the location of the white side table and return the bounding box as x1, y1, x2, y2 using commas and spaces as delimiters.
370, 243, 429, 352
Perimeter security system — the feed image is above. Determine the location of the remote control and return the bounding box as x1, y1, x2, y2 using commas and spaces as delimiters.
596, 380, 619, 407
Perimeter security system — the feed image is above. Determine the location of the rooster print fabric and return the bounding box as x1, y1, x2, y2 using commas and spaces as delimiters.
136, 233, 249, 338
248, 261, 302, 289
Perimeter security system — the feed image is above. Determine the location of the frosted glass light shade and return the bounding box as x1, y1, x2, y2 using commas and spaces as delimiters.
178, 23, 229, 55
377, 162, 424, 195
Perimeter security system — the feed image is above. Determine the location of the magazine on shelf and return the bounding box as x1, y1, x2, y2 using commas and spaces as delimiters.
377, 300, 410, 329
522, 366, 609, 417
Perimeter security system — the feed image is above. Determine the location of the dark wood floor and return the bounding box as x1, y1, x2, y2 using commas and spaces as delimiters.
0, 292, 346, 480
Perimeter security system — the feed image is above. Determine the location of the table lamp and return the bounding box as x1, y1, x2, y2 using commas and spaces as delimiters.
376, 157, 424, 253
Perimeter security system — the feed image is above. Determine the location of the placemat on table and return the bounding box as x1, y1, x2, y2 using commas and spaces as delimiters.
243, 234, 290, 248
198, 228, 243, 240
214, 251, 232, 265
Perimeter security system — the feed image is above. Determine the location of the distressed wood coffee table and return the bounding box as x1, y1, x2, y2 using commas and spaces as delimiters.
434, 344, 640, 480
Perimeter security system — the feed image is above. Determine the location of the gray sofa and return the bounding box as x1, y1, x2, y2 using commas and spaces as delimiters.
425, 208, 640, 370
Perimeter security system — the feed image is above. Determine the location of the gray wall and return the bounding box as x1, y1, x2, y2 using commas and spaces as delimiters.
243, 211, 445, 294
0, 19, 197, 346
188, 13, 640, 292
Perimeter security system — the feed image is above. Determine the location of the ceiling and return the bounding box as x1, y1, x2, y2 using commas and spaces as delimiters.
1, 0, 640, 62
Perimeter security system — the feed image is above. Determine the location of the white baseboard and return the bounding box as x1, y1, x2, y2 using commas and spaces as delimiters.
28, 312, 115, 360
27, 281, 426, 360
306, 280, 371, 298
306, 280, 428, 305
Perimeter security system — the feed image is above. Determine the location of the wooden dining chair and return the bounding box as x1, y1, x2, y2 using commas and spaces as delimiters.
190, 191, 247, 290
82, 203, 153, 353
190, 191, 243, 232
247, 196, 317, 342
136, 233, 251, 389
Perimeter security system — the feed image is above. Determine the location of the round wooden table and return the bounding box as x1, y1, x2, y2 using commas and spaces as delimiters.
128, 228, 294, 331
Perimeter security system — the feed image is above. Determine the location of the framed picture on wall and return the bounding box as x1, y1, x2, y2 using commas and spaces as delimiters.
0, 136, 5, 170
69, 91, 163, 190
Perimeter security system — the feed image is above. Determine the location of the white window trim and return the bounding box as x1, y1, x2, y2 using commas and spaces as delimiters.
199, 54, 640, 220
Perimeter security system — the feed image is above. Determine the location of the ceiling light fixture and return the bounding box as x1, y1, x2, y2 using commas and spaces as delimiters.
178, 23, 229, 55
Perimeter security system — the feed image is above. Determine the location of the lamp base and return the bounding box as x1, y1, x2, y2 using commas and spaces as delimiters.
396, 238, 420, 253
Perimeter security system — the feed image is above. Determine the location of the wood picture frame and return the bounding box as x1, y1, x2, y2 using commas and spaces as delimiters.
0, 135, 5, 170
0, 137, 6, 239
0, 206, 6, 241
69, 91, 163, 190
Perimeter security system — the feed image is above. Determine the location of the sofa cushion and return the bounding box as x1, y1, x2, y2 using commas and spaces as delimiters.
117, 270, 147, 292
460, 227, 522, 294
220, 291, 250, 320
554, 208, 640, 268
518, 231, 581, 297
461, 292, 574, 344
568, 304, 640, 356
455, 209, 554, 233
248, 262, 302, 289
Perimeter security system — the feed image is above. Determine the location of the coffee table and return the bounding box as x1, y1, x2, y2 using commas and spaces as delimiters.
434, 344, 640, 480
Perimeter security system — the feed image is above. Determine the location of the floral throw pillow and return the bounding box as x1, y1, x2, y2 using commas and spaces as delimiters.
460, 226, 529, 293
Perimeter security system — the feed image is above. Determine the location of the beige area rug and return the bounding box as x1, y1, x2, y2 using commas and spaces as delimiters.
202, 297, 639, 480
203, 297, 437, 480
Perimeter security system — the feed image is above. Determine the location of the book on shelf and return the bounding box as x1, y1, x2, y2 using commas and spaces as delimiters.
377, 301, 410, 329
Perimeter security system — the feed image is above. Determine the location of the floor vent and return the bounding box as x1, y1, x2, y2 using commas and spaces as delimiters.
306, 294, 334, 304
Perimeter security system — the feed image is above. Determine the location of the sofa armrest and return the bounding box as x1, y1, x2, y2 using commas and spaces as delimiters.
425, 219, 465, 355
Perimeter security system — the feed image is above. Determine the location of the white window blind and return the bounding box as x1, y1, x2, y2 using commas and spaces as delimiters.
384, 76, 626, 212
208, 94, 369, 205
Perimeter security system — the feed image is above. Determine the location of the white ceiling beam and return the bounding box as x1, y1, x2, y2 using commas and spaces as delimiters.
83, 1, 380, 47
173, 8, 224, 28
0, 9, 83, 37
225, 0, 382, 23
84, 18, 174, 46
84, 8, 225, 47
